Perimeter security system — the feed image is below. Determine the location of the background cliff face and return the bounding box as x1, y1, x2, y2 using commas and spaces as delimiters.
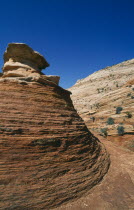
69, 59, 134, 151
0, 78, 110, 209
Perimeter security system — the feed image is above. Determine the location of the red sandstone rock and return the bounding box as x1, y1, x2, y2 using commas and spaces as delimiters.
54, 135, 134, 210
0, 44, 110, 209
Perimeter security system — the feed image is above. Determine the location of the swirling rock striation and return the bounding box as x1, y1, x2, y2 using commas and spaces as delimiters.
0, 44, 110, 209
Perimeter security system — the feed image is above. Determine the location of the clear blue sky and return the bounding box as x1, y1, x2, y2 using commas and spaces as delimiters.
0, 0, 134, 88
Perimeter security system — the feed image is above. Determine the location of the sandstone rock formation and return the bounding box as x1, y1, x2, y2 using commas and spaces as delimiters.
54, 135, 134, 210
0, 44, 110, 209
2, 43, 60, 85
4, 43, 49, 70
69, 59, 134, 151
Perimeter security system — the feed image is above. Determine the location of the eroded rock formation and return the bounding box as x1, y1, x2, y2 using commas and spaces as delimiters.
0, 44, 110, 209
69, 60, 134, 151
2, 43, 60, 85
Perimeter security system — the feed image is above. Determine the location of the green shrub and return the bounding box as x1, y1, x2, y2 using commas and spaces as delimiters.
90, 116, 95, 122
116, 106, 123, 114
100, 128, 108, 137
126, 112, 132, 118
127, 93, 131, 97
97, 88, 100, 93
107, 117, 115, 125
117, 126, 125, 135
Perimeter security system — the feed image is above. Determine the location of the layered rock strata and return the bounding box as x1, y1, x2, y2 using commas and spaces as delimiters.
0, 44, 110, 209
2, 43, 60, 85
69, 59, 134, 150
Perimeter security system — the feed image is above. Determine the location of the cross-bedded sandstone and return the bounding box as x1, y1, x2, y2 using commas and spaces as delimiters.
0, 44, 110, 209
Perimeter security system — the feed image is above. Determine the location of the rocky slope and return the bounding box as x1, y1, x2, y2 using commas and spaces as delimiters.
69, 59, 134, 151
0, 44, 110, 209
54, 135, 134, 210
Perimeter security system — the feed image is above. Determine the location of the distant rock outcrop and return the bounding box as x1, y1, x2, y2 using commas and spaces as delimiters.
69, 59, 134, 151
0, 44, 110, 209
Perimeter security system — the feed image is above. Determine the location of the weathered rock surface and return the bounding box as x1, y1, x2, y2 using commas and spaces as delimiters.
69, 59, 134, 151
54, 134, 134, 210
3, 43, 49, 71
0, 79, 110, 209
2, 43, 60, 85
0, 44, 110, 209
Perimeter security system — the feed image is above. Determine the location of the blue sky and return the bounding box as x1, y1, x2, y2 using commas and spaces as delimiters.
0, 0, 134, 88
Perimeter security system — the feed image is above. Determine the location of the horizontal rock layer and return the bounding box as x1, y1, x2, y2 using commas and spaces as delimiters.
4, 43, 49, 70
69, 59, 134, 150
0, 78, 110, 209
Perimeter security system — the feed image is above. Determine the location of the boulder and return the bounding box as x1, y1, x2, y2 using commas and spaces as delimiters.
3, 43, 49, 72
2, 43, 61, 85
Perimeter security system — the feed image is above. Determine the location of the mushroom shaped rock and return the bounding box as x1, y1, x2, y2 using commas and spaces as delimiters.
0, 45, 110, 209
3, 43, 49, 71
2, 43, 60, 85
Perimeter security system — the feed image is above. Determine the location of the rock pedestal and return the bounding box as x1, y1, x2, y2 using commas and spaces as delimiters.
0, 43, 110, 209
2, 43, 60, 85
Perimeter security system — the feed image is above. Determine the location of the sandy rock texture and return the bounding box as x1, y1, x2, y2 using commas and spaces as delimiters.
54, 134, 134, 210
3, 43, 49, 72
69, 59, 134, 151
0, 79, 110, 209
0, 43, 110, 209
2, 43, 60, 85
